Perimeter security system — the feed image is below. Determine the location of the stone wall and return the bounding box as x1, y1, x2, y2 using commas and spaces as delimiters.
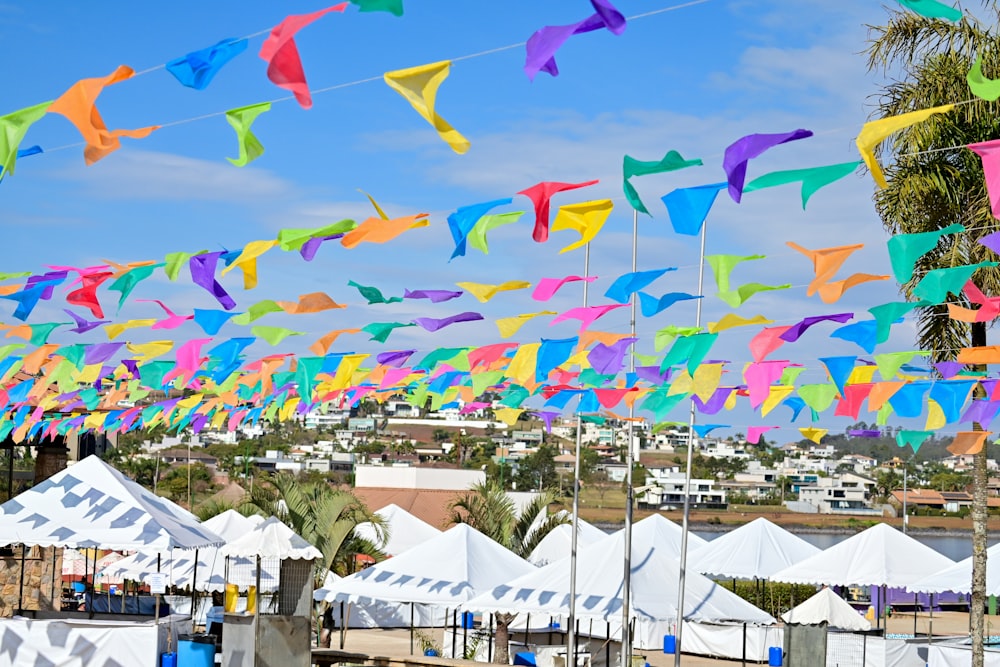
0, 546, 61, 617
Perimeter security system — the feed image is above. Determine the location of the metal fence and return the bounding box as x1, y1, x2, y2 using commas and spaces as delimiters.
825, 631, 869, 667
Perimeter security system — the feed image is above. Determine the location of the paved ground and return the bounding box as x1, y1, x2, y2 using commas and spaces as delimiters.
327, 612, 979, 666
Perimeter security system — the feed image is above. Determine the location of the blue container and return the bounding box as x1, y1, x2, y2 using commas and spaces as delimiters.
424, 649, 439, 657
160, 653, 177, 667
663, 635, 676, 654
177, 634, 215, 667
768, 646, 783, 666
461, 611, 475, 628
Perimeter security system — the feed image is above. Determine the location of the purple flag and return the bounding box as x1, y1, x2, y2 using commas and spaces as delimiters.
412, 312, 483, 332
934, 361, 965, 379
961, 399, 1000, 426
693, 387, 734, 415
64, 309, 109, 334
404, 288, 464, 303
779, 313, 853, 342
25, 270, 68, 300
636, 365, 670, 384
524, 0, 626, 80
849, 429, 881, 438
376, 350, 415, 367
530, 410, 561, 432
84, 342, 125, 366
189, 252, 236, 310
300, 234, 343, 261
587, 337, 636, 374
723, 129, 813, 202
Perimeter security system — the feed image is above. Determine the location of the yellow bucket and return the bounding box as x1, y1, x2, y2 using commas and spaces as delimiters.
224, 583, 238, 613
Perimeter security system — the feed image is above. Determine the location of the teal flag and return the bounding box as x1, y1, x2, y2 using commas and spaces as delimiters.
743, 161, 860, 208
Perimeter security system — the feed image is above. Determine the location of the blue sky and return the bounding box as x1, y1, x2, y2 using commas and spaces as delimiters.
0, 0, 949, 442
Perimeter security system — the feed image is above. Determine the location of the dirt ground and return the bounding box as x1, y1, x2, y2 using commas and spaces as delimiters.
329, 612, 978, 666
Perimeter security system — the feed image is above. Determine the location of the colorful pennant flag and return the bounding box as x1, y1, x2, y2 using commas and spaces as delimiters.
856, 104, 955, 188
550, 199, 613, 253
384, 60, 469, 154
517, 180, 599, 243
623, 151, 702, 214
723, 129, 813, 202
259, 4, 347, 108
0, 102, 52, 181
524, 0, 626, 80
225, 102, 271, 167
166, 38, 248, 90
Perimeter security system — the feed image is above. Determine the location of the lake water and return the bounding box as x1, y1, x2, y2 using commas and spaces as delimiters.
694, 529, 999, 562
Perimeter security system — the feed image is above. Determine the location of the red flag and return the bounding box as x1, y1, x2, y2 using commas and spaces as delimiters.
517, 179, 598, 242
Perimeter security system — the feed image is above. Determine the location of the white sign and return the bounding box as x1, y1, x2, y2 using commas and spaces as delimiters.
146, 573, 167, 595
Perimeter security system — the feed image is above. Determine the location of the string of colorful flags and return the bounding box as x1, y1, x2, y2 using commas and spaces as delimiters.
0, 0, 996, 459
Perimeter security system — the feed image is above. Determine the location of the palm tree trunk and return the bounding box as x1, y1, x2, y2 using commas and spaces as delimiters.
972, 321, 989, 667
494, 613, 515, 664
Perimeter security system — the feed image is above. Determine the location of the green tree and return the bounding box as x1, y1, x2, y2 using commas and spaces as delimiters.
245, 473, 384, 583
873, 470, 902, 503
514, 444, 558, 490
447, 480, 568, 663
866, 8, 1000, 661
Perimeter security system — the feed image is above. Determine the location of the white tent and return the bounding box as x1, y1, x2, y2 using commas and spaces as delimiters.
462, 514, 774, 652
219, 516, 322, 560
528, 514, 607, 566
781, 587, 871, 631
0, 455, 223, 550
770, 523, 954, 588
908, 541, 1000, 595
689, 518, 821, 580
98, 510, 266, 592
354, 503, 441, 556
315, 523, 535, 605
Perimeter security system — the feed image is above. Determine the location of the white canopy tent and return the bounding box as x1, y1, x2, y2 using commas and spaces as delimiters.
219, 516, 322, 560
781, 587, 871, 631
0, 455, 224, 551
354, 503, 441, 556
689, 517, 821, 580
528, 514, 606, 566
315, 523, 536, 629
99, 511, 268, 592
770, 523, 955, 588
908, 541, 1000, 595
462, 514, 775, 653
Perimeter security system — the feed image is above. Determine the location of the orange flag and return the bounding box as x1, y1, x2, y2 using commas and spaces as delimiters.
957, 346, 1000, 365
340, 214, 430, 249
787, 241, 864, 296
310, 328, 360, 355
947, 431, 992, 456
276, 292, 345, 314
816, 273, 890, 303
48, 65, 158, 165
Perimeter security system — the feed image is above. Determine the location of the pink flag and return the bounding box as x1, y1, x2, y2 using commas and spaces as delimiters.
532, 275, 598, 301
969, 138, 1000, 218
747, 425, 777, 444
259, 4, 348, 108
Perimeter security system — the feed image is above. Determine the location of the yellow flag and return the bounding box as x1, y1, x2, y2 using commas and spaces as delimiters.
494, 407, 523, 427
330, 353, 369, 391
456, 280, 531, 303
924, 399, 946, 430
855, 104, 954, 188
846, 365, 878, 385
692, 363, 723, 403
221, 239, 278, 289
708, 313, 773, 333
383, 60, 470, 154
550, 200, 613, 254
760, 385, 795, 417
105, 319, 156, 340
799, 427, 828, 444
127, 340, 174, 361
667, 370, 692, 396
496, 311, 556, 338
506, 343, 540, 384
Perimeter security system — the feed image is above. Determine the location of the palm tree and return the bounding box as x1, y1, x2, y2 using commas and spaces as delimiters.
245, 473, 385, 584
448, 480, 568, 664
866, 7, 1000, 662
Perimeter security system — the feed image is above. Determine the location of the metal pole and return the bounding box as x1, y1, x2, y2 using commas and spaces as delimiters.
568, 242, 590, 667
902, 463, 908, 534
674, 215, 708, 667
622, 209, 638, 666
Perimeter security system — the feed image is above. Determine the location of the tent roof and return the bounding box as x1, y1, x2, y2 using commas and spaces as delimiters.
462, 514, 774, 625
528, 515, 607, 566
908, 541, 1000, 595
770, 523, 954, 588
315, 523, 536, 605
99, 510, 263, 592
0, 455, 223, 551
689, 518, 821, 580
219, 516, 322, 561
355, 503, 441, 556
781, 587, 871, 631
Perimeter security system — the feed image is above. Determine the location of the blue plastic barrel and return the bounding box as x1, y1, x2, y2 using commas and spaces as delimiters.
461, 611, 475, 628
177, 634, 215, 667
768, 646, 783, 666
160, 652, 177, 667
663, 635, 676, 654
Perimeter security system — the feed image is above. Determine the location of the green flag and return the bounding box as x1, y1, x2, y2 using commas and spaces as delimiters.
225, 102, 271, 167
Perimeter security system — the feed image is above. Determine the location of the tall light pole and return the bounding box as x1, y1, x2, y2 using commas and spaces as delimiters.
674, 215, 708, 667
621, 208, 638, 666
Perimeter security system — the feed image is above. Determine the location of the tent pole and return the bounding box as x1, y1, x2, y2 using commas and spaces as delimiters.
488, 613, 493, 663
191, 548, 198, 627
410, 602, 414, 655
929, 594, 934, 643
463, 610, 468, 659
17, 544, 25, 615
605, 621, 610, 667
339, 601, 346, 649
742, 622, 747, 667
549, 615, 553, 645
452, 609, 457, 658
